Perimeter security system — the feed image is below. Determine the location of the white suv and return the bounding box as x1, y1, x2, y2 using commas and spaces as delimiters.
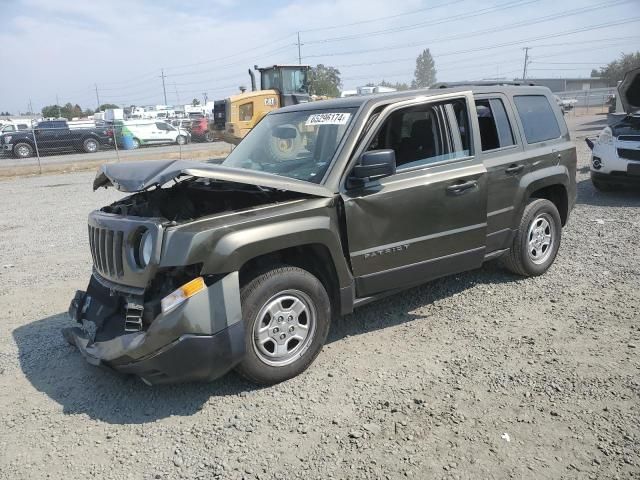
588, 68, 640, 191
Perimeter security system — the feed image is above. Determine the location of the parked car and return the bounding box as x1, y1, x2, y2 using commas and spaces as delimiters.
64, 84, 576, 386
586, 67, 639, 190
118, 120, 190, 148
2, 119, 113, 158
190, 117, 216, 142
554, 95, 577, 114
0, 120, 32, 134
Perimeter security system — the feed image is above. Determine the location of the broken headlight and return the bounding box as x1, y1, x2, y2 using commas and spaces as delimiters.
131, 228, 154, 269
140, 230, 153, 267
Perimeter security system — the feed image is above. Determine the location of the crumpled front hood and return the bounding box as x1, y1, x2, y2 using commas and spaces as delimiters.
93, 160, 334, 198
618, 67, 640, 114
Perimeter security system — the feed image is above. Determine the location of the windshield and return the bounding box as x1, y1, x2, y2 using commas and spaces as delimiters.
222, 107, 356, 184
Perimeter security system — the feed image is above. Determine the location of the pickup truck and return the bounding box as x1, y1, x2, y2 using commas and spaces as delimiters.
64, 84, 576, 386
2, 120, 113, 158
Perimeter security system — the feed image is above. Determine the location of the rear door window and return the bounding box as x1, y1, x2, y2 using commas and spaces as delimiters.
513, 95, 561, 144
475, 98, 515, 151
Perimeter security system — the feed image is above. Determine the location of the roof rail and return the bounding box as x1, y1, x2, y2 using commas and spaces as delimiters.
431, 81, 538, 88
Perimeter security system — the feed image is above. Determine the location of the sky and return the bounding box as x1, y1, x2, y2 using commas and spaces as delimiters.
0, 0, 639, 114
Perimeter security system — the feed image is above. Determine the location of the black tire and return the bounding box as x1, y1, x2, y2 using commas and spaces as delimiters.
592, 178, 613, 192
83, 137, 99, 153
265, 124, 303, 163
131, 138, 141, 149
13, 142, 33, 158
235, 266, 331, 385
176, 135, 187, 146
501, 198, 562, 277
204, 130, 215, 143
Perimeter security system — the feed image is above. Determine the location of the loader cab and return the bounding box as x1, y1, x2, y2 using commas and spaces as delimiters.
257, 65, 311, 106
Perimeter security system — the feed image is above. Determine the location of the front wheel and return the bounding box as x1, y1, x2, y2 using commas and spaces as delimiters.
204, 130, 215, 143
501, 198, 562, 277
176, 135, 187, 145
13, 142, 33, 158
83, 137, 99, 153
235, 266, 331, 385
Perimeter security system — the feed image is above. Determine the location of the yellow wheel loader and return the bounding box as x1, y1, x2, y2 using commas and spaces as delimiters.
212, 65, 311, 145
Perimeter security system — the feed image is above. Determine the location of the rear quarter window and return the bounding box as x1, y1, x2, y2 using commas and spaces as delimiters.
513, 95, 561, 144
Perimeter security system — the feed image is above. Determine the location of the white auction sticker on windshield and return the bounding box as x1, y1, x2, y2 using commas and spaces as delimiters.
305, 112, 351, 126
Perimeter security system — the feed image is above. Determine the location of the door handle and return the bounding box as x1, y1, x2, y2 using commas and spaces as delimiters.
446, 180, 477, 195
505, 164, 524, 174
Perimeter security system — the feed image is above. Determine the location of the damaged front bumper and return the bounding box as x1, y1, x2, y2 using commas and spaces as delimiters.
64, 272, 245, 385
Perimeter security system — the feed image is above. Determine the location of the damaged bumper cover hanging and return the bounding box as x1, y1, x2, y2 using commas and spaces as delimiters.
63, 272, 245, 385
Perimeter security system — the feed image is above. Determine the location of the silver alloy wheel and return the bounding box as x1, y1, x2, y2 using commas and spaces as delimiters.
252, 289, 316, 367
527, 213, 554, 264
132, 138, 140, 149
85, 139, 98, 152
16, 145, 31, 157
176, 135, 186, 145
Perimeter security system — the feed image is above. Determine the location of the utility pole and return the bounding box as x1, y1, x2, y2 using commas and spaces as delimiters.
522, 47, 531, 80
28, 98, 34, 115
56, 94, 61, 118
203, 92, 208, 105
94, 83, 101, 110
297, 32, 302, 65
160, 69, 168, 105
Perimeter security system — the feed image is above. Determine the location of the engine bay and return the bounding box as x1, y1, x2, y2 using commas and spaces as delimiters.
100, 178, 305, 222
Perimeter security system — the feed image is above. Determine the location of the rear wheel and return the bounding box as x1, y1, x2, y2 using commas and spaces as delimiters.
235, 266, 331, 385
204, 130, 215, 142
13, 142, 33, 158
83, 137, 99, 153
501, 199, 562, 277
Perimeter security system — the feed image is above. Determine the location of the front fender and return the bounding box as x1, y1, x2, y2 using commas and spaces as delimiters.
205, 216, 352, 288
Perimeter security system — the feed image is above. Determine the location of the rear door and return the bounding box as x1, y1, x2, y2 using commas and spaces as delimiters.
35, 121, 62, 149
473, 94, 527, 252
341, 92, 488, 297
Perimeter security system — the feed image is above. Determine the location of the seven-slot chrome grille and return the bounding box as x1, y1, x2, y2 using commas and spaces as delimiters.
88, 225, 125, 278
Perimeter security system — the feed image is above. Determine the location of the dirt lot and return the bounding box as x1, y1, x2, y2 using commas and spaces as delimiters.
0, 114, 638, 480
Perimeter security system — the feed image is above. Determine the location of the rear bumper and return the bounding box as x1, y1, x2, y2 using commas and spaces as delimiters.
64, 272, 245, 385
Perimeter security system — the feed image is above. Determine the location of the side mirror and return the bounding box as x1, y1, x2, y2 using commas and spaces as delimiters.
352, 149, 396, 181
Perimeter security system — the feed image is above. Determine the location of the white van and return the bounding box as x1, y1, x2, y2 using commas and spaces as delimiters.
122, 120, 190, 148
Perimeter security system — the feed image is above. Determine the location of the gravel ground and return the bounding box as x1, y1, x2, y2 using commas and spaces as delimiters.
0, 114, 638, 480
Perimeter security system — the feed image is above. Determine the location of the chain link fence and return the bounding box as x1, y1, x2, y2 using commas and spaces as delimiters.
555, 87, 617, 116
0, 117, 232, 176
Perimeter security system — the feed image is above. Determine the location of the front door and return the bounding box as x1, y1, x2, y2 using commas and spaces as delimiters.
341, 92, 488, 297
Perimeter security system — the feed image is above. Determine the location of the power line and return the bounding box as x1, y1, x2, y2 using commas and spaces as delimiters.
299, 0, 467, 33
304, 0, 537, 45
304, 16, 640, 59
